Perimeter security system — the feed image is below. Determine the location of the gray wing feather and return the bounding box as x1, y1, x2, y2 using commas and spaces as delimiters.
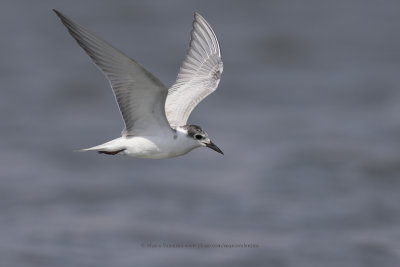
165, 12, 223, 127
54, 10, 170, 136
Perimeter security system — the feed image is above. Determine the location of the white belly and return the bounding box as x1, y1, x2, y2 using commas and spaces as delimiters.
121, 133, 198, 159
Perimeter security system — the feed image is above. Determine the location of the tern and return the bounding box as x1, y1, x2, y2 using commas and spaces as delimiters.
53, 10, 224, 159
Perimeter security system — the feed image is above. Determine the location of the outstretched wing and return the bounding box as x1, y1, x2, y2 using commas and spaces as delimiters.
165, 12, 223, 127
54, 10, 171, 136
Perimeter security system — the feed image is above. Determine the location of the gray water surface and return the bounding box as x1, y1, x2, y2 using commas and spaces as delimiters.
1, 0, 400, 266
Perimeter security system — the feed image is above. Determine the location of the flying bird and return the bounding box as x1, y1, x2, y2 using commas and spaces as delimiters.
53, 10, 223, 159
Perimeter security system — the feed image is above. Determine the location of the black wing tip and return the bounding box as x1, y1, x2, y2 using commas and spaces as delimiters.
53, 9, 79, 35
53, 9, 67, 23
53, 9, 71, 25
53, 9, 62, 17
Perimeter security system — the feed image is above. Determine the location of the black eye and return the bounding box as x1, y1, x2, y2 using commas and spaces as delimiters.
195, 134, 203, 140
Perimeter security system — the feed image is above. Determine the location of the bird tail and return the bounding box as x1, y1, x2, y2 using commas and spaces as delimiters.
74, 139, 126, 155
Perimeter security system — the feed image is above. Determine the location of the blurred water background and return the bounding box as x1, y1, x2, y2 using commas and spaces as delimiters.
1, 0, 400, 266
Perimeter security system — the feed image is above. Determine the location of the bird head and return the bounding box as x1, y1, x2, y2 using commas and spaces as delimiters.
181, 125, 223, 155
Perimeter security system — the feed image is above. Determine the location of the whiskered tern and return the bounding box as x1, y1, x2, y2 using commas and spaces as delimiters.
54, 10, 223, 159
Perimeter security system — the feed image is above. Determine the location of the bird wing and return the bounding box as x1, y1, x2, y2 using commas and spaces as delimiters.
54, 10, 171, 136
165, 12, 223, 127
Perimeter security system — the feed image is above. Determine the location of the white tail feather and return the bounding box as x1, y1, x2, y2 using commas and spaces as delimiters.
74, 138, 125, 153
